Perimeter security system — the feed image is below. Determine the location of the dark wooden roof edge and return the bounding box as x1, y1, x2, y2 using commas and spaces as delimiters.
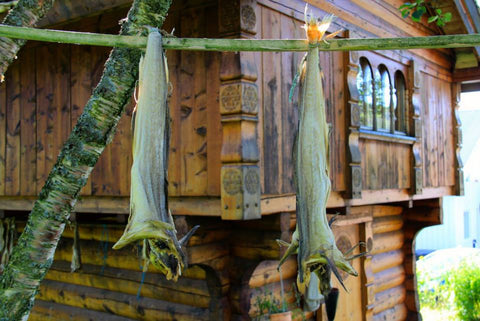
453, 65, 480, 82
36, 0, 132, 28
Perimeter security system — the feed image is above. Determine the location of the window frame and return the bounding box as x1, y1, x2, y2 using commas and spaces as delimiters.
356, 51, 412, 144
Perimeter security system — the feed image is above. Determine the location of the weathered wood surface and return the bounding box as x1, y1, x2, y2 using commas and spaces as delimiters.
0, 0, 458, 209
8, 204, 414, 320
257, 2, 455, 199
369, 206, 408, 320
421, 73, 455, 189
0, 4, 221, 200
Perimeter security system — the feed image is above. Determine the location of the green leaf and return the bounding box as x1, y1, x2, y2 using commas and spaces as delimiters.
436, 8, 442, 14
428, 15, 438, 23
411, 7, 426, 21
401, 9, 410, 18
399, 3, 411, 10
444, 12, 452, 22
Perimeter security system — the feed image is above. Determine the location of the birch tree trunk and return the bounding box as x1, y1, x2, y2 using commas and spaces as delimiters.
0, 1, 172, 320
0, 0, 57, 76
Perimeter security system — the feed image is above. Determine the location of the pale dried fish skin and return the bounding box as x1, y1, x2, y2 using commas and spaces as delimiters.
112, 30, 187, 281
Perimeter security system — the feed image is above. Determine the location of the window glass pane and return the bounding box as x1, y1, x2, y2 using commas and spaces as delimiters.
364, 65, 373, 128
358, 58, 373, 128
374, 69, 383, 130
395, 71, 407, 133
357, 63, 365, 125
381, 69, 391, 131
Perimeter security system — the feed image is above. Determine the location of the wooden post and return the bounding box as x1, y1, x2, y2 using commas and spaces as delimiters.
346, 48, 362, 199
218, 0, 261, 220
409, 61, 423, 195
452, 83, 464, 196
360, 221, 374, 321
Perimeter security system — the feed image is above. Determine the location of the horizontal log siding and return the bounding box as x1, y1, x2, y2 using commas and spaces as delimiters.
371, 206, 407, 321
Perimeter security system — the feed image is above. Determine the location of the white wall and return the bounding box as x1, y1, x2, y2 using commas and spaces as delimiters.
416, 179, 480, 251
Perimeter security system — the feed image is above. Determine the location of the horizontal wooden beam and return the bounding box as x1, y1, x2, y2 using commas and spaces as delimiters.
0, 196, 221, 216
0, 186, 452, 216
2, 25, 480, 52
453, 65, 480, 82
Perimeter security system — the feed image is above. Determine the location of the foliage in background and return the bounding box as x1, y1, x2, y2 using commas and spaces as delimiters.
417, 254, 480, 321
399, 0, 452, 27
449, 260, 480, 321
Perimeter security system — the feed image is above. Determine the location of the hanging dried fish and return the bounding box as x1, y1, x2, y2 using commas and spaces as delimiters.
278, 9, 364, 315
113, 29, 197, 281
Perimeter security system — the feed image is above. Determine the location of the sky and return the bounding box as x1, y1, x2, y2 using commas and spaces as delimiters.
460, 91, 480, 111
460, 92, 480, 179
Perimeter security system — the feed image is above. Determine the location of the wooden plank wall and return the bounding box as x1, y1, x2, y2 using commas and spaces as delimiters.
258, 0, 456, 196
0, 3, 221, 199
361, 141, 411, 190
258, 4, 346, 195
421, 73, 455, 189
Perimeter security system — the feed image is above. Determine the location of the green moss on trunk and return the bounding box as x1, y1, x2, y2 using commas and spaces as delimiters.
0, 1, 172, 320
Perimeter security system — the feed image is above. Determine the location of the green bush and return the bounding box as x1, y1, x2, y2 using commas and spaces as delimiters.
417, 255, 480, 321
449, 259, 480, 321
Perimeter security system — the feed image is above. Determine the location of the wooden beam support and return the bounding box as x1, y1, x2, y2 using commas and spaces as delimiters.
0, 187, 454, 216
453, 65, 480, 82
346, 47, 362, 199
218, 0, 261, 220
452, 83, 465, 195
410, 60, 423, 195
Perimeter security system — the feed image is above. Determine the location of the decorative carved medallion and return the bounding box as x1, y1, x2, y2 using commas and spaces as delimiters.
220, 84, 241, 112
352, 167, 362, 189
222, 169, 243, 195
220, 83, 258, 114
242, 84, 258, 113
241, 5, 256, 32
351, 104, 360, 126
244, 168, 259, 194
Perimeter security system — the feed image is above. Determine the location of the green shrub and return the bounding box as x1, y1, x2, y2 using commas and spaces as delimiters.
449, 259, 480, 321
417, 254, 480, 321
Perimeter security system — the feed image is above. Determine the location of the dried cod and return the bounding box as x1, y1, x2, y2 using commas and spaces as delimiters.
113, 29, 197, 281
278, 10, 365, 315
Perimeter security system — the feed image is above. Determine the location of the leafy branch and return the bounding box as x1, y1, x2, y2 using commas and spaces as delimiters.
399, 0, 452, 27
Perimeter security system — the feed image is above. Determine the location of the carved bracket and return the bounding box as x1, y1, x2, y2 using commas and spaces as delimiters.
346, 50, 362, 199
410, 61, 423, 195
452, 83, 464, 196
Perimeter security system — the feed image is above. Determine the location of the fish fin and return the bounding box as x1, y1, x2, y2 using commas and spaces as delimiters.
324, 29, 343, 40
179, 225, 200, 246
277, 238, 299, 269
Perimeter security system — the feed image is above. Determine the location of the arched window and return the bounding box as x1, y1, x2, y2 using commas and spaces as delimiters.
395, 71, 407, 133
357, 57, 373, 128
375, 65, 392, 132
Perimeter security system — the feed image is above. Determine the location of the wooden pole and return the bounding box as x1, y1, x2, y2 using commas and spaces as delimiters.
1, 24, 480, 51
